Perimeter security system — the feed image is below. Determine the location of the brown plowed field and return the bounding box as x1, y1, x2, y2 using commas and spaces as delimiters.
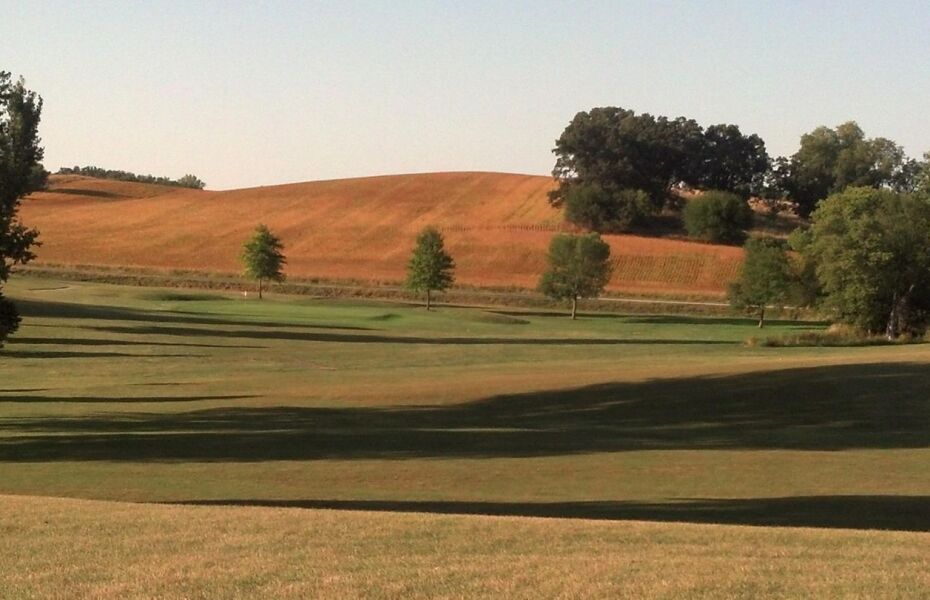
22, 172, 743, 295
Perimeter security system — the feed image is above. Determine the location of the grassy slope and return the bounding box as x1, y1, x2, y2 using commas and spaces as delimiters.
2, 277, 928, 531
2, 495, 928, 599
22, 173, 743, 295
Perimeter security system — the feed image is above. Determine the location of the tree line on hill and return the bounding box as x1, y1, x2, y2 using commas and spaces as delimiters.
551, 106, 929, 239
57, 166, 206, 190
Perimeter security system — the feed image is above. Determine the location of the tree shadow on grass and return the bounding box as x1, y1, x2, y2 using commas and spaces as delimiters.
623, 315, 827, 328
0, 362, 927, 461
489, 310, 825, 329
0, 350, 202, 359
172, 495, 930, 532
14, 299, 375, 332
7, 337, 265, 350
0, 394, 258, 404
83, 324, 736, 346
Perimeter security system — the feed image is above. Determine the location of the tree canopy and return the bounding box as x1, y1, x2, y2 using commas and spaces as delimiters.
562, 184, 652, 231
0, 71, 43, 347
803, 187, 930, 338
728, 238, 795, 328
550, 107, 770, 232
694, 124, 769, 198
538, 233, 612, 319
776, 122, 918, 217
405, 226, 455, 310
240, 224, 286, 299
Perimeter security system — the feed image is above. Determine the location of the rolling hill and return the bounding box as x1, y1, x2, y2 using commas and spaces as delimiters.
22, 172, 744, 295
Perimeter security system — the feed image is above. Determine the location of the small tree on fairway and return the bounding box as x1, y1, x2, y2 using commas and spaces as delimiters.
406, 226, 455, 310
539, 233, 612, 319
728, 237, 794, 328
240, 224, 285, 299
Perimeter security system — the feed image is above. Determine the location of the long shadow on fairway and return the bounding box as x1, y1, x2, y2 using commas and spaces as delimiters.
7, 337, 265, 349
172, 495, 930, 532
14, 299, 375, 332
0, 350, 202, 359
83, 324, 735, 346
1, 362, 928, 461
0, 394, 258, 404
489, 310, 825, 328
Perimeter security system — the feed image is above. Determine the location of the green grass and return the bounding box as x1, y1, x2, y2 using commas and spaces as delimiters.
1, 276, 929, 594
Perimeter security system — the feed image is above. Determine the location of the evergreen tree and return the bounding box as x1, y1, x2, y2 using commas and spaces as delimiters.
406, 226, 455, 310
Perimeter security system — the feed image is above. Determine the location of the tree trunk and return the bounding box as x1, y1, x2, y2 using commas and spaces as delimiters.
758, 307, 765, 328
571, 297, 577, 320
426, 289, 431, 311
258, 278, 263, 300
886, 286, 915, 340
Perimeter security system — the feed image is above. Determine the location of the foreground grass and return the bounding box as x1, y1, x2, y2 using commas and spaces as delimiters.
1, 276, 929, 535
2, 495, 928, 599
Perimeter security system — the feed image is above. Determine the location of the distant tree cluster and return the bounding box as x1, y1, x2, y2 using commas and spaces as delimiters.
57, 165, 206, 189
773, 122, 927, 217
550, 107, 769, 231
550, 108, 930, 248
800, 187, 930, 339
728, 186, 930, 339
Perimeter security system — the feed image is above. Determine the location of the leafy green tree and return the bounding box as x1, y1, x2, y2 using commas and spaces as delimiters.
728, 238, 794, 328
900, 152, 930, 194
550, 107, 704, 216
0, 72, 43, 348
683, 190, 753, 244
804, 187, 930, 338
539, 233, 612, 319
406, 226, 455, 310
240, 224, 286, 299
692, 124, 770, 198
779, 122, 913, 217
562, 183, 651, 231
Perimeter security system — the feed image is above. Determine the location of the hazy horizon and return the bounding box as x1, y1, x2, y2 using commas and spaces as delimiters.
4, 0, 929, 190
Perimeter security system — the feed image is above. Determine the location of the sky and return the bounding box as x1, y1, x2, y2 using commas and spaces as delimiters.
3, 1, 929, 190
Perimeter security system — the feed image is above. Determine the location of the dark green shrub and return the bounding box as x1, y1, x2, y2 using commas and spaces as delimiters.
563, 184, 652, 231
683, 190, 753, 243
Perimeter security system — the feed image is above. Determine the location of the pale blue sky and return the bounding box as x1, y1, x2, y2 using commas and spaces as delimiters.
3, 1, 928, 190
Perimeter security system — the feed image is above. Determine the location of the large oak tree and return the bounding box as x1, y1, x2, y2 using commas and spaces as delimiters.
804, 187, 930, 338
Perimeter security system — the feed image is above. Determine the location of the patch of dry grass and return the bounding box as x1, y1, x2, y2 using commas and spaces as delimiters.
1, 495, 928, 599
